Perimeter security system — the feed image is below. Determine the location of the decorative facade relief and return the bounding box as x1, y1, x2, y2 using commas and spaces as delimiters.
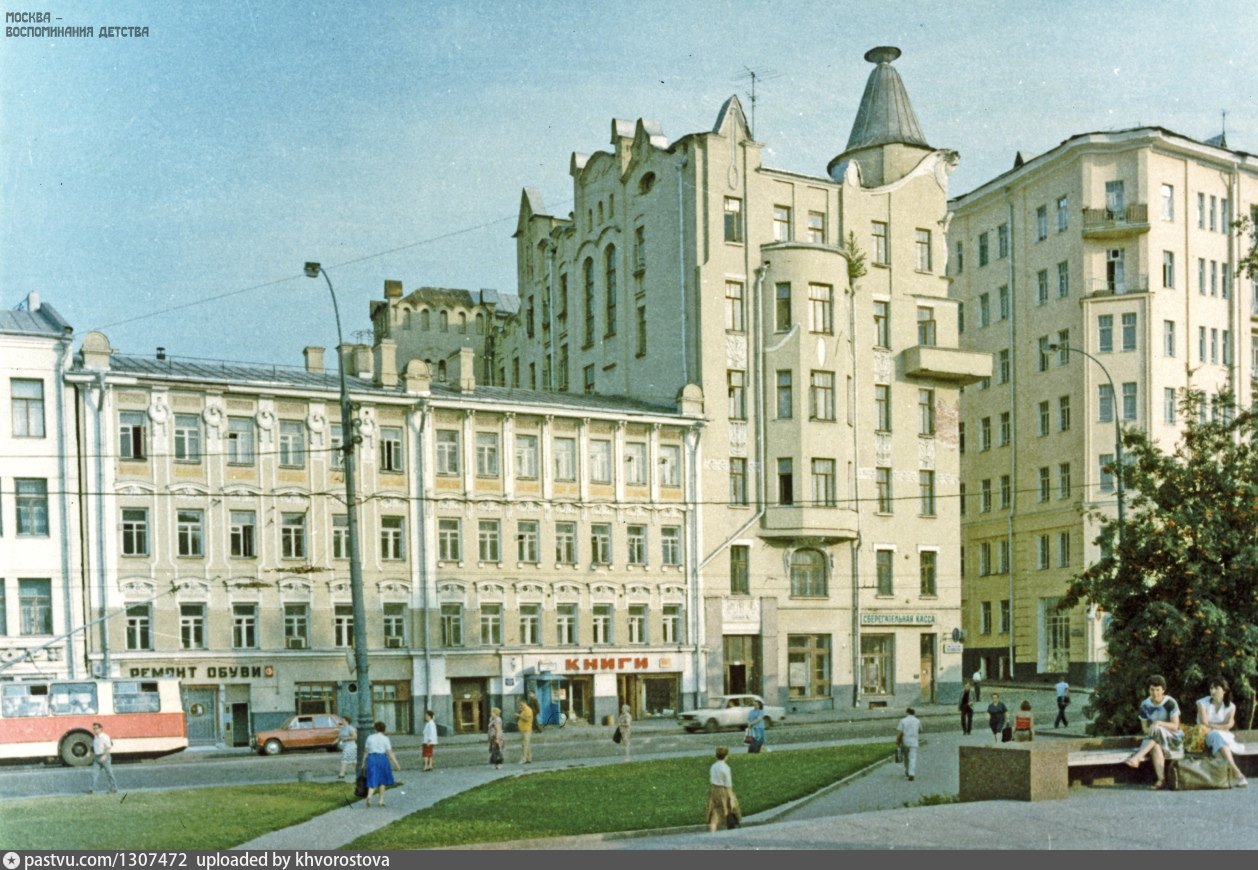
725, 334, 747, 368
874, 432, 894, 466
728, 421, 748, 456
918, 437, 936, 468
873, 350, 894, 383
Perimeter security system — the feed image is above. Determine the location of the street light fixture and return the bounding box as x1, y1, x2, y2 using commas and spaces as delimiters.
1047, 343, 1125, 539
304, 261, 372, 774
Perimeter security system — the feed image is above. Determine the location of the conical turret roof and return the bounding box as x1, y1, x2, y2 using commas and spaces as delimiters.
843, 46, 929, 152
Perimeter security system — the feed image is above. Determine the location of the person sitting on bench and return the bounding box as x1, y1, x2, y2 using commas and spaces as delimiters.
1126, 674, 1181, 789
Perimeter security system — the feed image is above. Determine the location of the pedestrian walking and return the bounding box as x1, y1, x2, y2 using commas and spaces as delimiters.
421, 710, 438, 771
705, 746, 741, 832
987, 692, 1008, 744
1054, 677, 1070, 728
971, 669, 982, 702
88, 722, 118, 794
336, 720, 357, 780
516, 699, 534, 764
958, 681, 974, 735
362, 721, 400, 808
488, 707, 505, 769
896, 707, 922, 780
617, 704, 633, 761
745, 700, 767, 753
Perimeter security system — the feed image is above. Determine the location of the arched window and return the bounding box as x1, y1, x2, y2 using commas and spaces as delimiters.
420, 309, 430, 331
789, 549, 827, 597
604, 245, 617, 337
437, 360, 447, 381
638, 173, 655, 194
439, 310, 449, 333
458, 312, 467, 334
403, 309, 412, 329
582, 258, 595, 346
475, 312, 486, 334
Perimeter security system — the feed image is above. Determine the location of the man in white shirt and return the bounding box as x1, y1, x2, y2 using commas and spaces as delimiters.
1054, 677, 1071, 728
971, 669, 982, 702
896, 707, 922, 781
89, 722, 118, 794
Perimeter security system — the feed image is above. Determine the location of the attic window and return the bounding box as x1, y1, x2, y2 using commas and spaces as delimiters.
638, 173, 656, 195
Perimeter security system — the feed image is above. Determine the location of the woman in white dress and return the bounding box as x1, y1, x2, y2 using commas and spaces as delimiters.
1196, 677, 1248, 787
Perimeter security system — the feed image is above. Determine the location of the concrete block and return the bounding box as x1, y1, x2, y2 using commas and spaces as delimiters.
959, 744, 1070, 802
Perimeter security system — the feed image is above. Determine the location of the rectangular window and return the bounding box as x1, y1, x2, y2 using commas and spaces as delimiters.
519, 605, 541, 645
11, 378, 45, 438
121, 508, 148, 556
1161, 183, 1174, 221
1037, 401, 1050, 436
592, 604, 613, 645
635, 306, 647, 356
872, 221, 888, 265
918, 388, 935, 435
663, 604, 684, 643
723, 197, 743, 243
998, 285, 1009, 320
727, 369, 747, 420
119, 411, 146, 460
1058, 261, 1069, 297
1098, 315, 1113, 352
555, 521, 577, 564
382, 603, 405, 647
553, 437, 576, 481
436, 429, 460, 475
438, 518, 462, 562
1198, 192, 1205, 228
509, 434, 538, 480
875, 384, 891, 431
381, 516, 405, 560
1056, 195, 1068, 232
280, 512, 305, 559
590, 523, 612, 564
997, 223, 1009, 258
1121, 312, 1137, 351
999, 412, 1011, 447
919, 470, 936, 516
1037, 269, 1049, 305
980, 416, 991, 451
233, 603, 258, 649
1000, 474, 1012, 510
624, 441, 648, 486
729, 458, 748, 506
173, 414, 201, 462
1036, 205, 1048, 241
1000, 600, 1011, 634
980, 479, 992, 512
1164, 387, 1177, 424
556, 604, 577, 645
876, 466, 892, 513
1038, 467, 1051, 502
516, 520, 539, 563
1099, 453, 1115, 493
1163, 320, 1176, 357
920, 550, 937, 596
478, 520, 501, 563
725, 281, 745, 332
1122, 382, 1137, 421
979, 544, 991, 577
980, 601, 993, 635
226, 417, 254, 465
1098, 383, 1114, 423
876, 549, 894, 595
627, 525, 647, 565
441, 604, 463, 647
776, 370, 793, 419
772, 205, 792, 241
1058, 532, 1071, 568
1162, 251, 1175, 288
978, 231, 990, 266
810, 371, 836, 421
126, 603, 152, 650
954, 240, 964, 273
730, 545, 750, 595
917, 306, 936, 346
915, 229, 932, 271
998, 540, 1010, 573
18, 578, 53, 635
279, 420, 306, 468
808, 283, 834, 334
1037, 337, 1050, 373
873, 300, 890, 347
659, 444, 681, 487
777, 458, 794, 506
1059, 395, 1071, 431
332, 514, 348, 559
788, 634, 831, 699
628, 604, 648, 644
475, 432, 500, 477
478, 604, 501, 645
812, 458, 837, 507
661, 526, 682, 566
177, 509, 204, 557
589, 439, 612, 484
806, 211, 825, 243
180, 604, 206, 650
1058, 463, 1071, 500
284, 604, 309, 649
378, 426, 403, 472
979, 293, 990, 327
775, 282, 792, 331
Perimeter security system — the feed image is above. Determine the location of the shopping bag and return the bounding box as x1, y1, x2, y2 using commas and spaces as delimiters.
1167, 755, 1234, 790
612, 726, 622, 744
743, 728, 754, 745
353, 774, 368, 798
726, 812, 741, 830
1001, 724, 1013, 742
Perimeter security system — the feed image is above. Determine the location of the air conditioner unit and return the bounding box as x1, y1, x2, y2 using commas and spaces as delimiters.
286, 637, 307, 650
91, 662, 106, 678
384, 636, 404, 649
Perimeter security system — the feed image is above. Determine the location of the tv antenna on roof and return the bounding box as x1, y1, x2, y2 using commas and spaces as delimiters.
735, 65, 782, 138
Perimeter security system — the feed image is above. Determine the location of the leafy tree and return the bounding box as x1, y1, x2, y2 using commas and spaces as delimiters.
1060, 390, 1258, 734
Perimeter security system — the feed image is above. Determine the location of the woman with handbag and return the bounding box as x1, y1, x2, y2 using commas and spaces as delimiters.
1196, 677, 1248, 787
362, 721, 400, 808
617, 705, 633, 761
705, 746, 740, 832
986, 693, 1008, 744
745, 700, 767, 754
487, 707, 505, 769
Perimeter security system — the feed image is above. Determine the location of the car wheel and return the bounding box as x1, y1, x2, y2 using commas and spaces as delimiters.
704, 719, 719, 733
59, 731, 94, 767
263, 738, 283, 756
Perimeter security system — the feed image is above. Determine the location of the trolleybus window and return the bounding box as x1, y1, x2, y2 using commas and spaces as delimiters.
50, 682, 99, 715
114, 680, 161, 713
2, 683, 50, 718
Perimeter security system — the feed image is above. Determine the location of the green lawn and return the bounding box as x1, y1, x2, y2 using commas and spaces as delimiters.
350, 743, 892, 849
0, 782, 355, 850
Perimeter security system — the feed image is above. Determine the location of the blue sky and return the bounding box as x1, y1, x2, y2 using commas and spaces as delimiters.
3, 1, 1255, 366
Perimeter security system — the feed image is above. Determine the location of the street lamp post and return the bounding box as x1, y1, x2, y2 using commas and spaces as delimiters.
304, 262, 372, 775
1048, 343, 1125, 537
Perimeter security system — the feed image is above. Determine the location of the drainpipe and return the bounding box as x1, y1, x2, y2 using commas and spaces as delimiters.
54, 332, 76, 677
684, 425, 704, 706
1005, 196, 1017, 679
547, 245, 557, 390
84, 371, 110, 676
846, 274, 864, 708
414, 400, 433, 713
752, 264, 769, 516
676, 155, 690, 384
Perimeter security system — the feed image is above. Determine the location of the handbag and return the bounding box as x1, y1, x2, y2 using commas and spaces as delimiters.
1001, 724, 1013, 742
490, 748, 503, 765
1167, 754, 1234, 790
743, 728, 755, 745
353, 774, 368, 799
612, 726, 622, 744
726, 812, 741, 830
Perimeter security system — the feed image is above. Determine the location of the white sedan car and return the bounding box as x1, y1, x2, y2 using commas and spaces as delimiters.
677, 694, 786, 733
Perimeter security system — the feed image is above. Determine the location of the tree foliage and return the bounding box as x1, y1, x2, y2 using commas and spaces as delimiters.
1060, 391, 1258, 734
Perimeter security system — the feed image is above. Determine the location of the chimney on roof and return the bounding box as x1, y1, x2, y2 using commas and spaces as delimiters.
403, 358, 431, 394
449, 346, 476, 392
353, 345, 373, 380
26, 291, 41, 311
384, 279, 403, 299
374, 340, 398, 388
80, 331, 113, 370
304, 346, 325, 374
156, 347, 167, 361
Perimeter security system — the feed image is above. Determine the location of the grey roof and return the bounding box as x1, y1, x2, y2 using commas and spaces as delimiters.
428, 381, 681, 417
1, 299, 71, 337
843, 46, 929, 153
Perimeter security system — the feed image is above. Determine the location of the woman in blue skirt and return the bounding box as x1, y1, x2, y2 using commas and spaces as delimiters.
363, 721, 400, 808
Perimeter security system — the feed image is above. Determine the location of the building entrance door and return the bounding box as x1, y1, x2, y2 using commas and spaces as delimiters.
230, 702, 251, 747
451, 679, 486, 735
919, 633, 937, 703
182, 687, 218, 745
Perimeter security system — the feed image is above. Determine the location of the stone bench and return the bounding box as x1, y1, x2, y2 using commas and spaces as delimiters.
959, 730, 1257, 801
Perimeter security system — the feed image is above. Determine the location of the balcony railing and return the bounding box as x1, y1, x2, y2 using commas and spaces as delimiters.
1087, 274, 1149, 297
1081, 203, 1149, 237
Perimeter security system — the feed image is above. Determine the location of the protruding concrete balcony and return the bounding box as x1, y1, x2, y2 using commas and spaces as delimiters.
761, 505, 858, 542
901, 345, 992, 385
1081, 203, 1149, 238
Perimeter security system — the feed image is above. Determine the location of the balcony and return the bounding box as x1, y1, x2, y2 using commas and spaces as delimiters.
1081, 204, 1149, 238
761, 505, 858, 542
901, 345, 992, 385
1087, 274, 1149, 298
